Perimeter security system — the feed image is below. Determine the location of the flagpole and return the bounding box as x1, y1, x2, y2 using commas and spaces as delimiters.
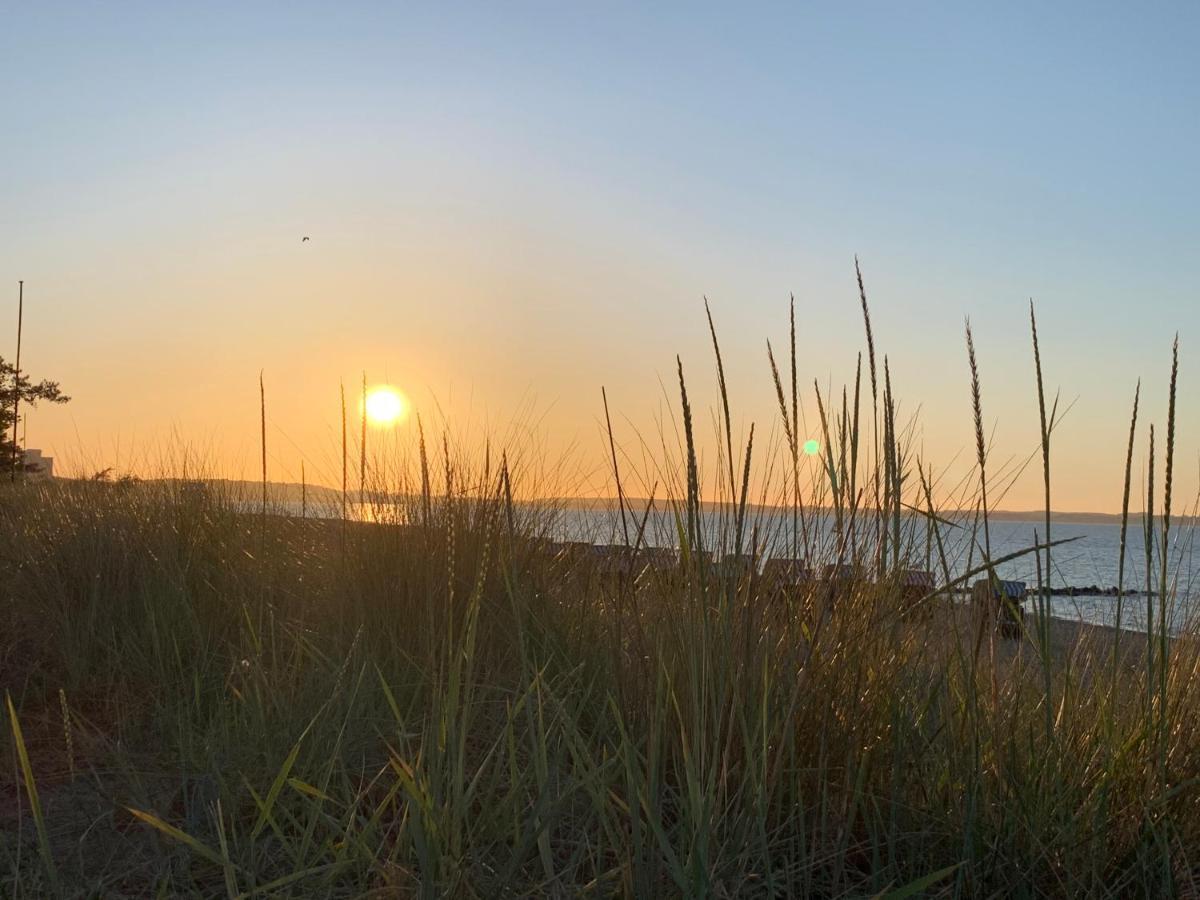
10, 281, 23, 481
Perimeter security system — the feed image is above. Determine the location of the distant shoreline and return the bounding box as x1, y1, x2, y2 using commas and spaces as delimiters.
550, 497, 1186, 527
37, 477, 1188, 527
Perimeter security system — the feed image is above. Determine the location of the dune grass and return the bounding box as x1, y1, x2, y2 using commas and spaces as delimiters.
3, 283, 1199, 897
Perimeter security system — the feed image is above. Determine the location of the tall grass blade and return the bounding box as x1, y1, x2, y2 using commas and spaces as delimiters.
602, 386, 630, 547
126, 807, 232, 869
6, 691, 58, 891
1115, 381, 1139, 664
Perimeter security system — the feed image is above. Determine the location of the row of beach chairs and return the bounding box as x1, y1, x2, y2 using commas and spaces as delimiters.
540, 540, 942, 604
540, 541, 1032, 633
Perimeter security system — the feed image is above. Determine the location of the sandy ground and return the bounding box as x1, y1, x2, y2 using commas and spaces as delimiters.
920, 595, 1184, 684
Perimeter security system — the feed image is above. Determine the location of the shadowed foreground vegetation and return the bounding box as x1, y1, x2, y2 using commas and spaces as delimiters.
4, 290, 1200, 897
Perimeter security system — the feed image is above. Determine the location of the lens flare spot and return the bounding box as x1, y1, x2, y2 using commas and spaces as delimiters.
803, 438, 821, 456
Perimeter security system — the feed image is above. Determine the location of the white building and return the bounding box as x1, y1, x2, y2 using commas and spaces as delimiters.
22, 448, 54, 479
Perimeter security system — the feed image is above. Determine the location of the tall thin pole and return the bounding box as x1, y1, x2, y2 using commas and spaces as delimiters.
360, 372, 367, 506
602, 386, 629, 547
340, 382, 348, 556
10, 281, 23, 481
260, 371, 268, 545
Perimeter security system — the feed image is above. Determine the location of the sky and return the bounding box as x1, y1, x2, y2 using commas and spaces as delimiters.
2, 2, 1198, 511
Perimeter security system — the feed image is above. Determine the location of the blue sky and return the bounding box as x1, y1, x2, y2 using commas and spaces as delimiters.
2, 3, 1197, 509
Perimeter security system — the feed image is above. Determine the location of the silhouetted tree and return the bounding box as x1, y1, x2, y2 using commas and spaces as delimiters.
1, 355, 69, 474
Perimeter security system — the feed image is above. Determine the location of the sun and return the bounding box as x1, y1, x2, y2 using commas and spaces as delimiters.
364, 386, 409, 426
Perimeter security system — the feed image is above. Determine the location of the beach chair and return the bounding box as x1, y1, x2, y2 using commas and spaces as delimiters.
898, 568, 936, 618
761, 557, 812, 598
718, 552, 757, 586
633, 546, 680, 585
971, 578, 1027, 638
591, 543, 636, 582
821, 563, 861, 604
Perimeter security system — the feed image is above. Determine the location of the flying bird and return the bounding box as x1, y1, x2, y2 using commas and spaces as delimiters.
301, 236, 310, 242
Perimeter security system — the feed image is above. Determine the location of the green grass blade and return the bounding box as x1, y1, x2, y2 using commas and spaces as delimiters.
126, 806, 232, 869
251, 738, 303, 840
874, 863, 961, 899
6, 691, 58, 892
